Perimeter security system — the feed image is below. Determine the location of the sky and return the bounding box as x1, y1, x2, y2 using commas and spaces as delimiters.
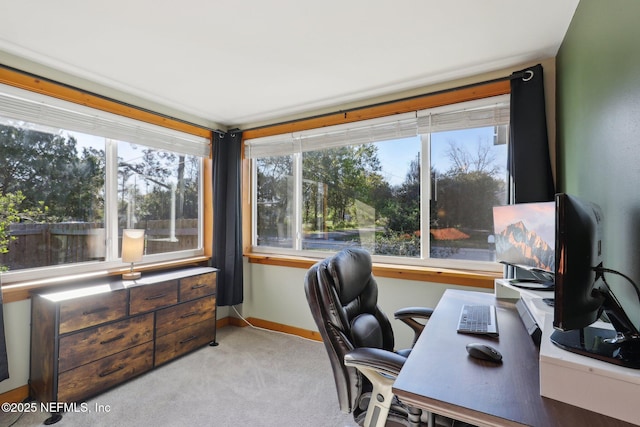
375, 126, 506, 187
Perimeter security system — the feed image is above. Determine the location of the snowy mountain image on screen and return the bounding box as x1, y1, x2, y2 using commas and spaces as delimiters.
495, 220, 554, 272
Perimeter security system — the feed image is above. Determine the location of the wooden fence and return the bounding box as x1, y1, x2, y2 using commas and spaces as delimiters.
0, 219, 198, 271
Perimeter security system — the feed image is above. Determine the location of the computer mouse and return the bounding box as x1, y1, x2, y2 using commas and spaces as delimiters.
466, 343, 502, 363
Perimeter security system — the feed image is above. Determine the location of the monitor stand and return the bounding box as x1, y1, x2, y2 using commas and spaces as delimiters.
550, 327, 640, 369
508, 278, 554, 291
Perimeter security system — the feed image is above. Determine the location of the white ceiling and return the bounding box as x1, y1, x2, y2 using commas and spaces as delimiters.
0, 0, 579, 129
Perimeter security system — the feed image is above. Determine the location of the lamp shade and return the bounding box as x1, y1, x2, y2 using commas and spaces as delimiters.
122, 229, 145, 263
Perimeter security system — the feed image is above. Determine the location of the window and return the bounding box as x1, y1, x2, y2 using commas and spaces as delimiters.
246, 95, 509, 270
0, 83, 209, 282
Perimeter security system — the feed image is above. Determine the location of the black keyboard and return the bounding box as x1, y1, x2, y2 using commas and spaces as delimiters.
457, 304, 499, 336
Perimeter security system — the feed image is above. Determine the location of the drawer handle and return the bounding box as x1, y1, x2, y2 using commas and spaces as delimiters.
179, 335, 198, 344
82, 306, 109, 316
144, 293, 167, 301
99, 364, 126, 377
100, 334, 125, 345
180, 311, 199, 319
191, 284, 207, 290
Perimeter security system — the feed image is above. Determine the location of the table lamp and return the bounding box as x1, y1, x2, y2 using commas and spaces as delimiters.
122, 229, 144, 280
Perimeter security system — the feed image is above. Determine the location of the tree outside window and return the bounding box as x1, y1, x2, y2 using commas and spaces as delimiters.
253, 123, 508, 264
0, 123, 201, 272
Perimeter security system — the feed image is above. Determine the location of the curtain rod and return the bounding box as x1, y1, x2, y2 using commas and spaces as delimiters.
243, 69, 534, 133
0, 64, 217, 133
1, 63, 534, 135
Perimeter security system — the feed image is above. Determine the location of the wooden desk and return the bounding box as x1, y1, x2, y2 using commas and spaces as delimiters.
392, 289, 636, 427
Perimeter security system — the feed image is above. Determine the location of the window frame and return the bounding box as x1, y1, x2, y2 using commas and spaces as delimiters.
0, 66, 213, 301
242, 80, 511, 288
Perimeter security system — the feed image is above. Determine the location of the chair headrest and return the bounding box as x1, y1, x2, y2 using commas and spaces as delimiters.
328, 248, 373, 304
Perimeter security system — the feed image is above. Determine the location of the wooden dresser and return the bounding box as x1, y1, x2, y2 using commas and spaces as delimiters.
29, 267, 217, 405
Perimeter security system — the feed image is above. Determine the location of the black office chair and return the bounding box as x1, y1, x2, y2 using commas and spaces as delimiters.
305, 247, 448, 427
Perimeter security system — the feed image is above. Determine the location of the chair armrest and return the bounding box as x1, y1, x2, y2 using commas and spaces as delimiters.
394, 307, 434, 346
394, 306, 434, 320
345, 348, 413, 427
344, 347, 405, 378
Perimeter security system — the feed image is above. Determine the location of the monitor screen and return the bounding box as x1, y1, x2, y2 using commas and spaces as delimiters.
492, 201, 555, 275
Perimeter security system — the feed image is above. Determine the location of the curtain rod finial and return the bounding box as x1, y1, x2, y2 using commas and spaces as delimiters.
523, 70, 534, 82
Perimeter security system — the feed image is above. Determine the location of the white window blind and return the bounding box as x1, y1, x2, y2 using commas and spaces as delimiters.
0, 84, 210, 157
245, 112, 417, 159
245, 95, 510, 158
417, 95, 510, 134
296, 112, 418, 153
244, 133, 301, 159
245, 95, 509, 159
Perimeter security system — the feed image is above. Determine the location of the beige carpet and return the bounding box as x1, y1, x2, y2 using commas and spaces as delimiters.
2, 325, 359, 427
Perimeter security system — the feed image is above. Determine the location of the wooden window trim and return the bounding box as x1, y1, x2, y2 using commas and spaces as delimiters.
0, 66, 210, 138
0, 66, 213, 302
245, 253, 500, 289
242, 80, 510, 139
241, 80, 510, 288
1, 256, 210, 304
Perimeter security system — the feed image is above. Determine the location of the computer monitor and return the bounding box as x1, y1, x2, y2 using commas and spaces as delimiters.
492, 201, 555, 288
550, 193, 640, 368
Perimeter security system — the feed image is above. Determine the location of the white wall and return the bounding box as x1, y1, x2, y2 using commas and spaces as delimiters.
0, 300, 31, 394
238, 259, 490, 349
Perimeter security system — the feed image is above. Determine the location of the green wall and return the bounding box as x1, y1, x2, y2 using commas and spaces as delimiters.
557, 0, 640, 323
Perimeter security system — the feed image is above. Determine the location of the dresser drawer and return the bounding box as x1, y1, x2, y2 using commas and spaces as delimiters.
129, 280, 178, 315
58, 313, 154, 372
59, 290, 128, 334
156, 296, 215, 338
155, 318, 216, 366
180, 273, 216, 302
57, 341, 153, 403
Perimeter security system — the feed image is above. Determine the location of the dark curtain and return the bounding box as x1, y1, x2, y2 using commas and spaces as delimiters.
211, 130, 244, 306
508, 63, 555, 203
0, 289, 9, 382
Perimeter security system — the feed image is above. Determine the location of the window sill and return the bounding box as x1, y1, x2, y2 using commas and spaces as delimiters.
1, 256, 210, 304
245, 252, 501, 289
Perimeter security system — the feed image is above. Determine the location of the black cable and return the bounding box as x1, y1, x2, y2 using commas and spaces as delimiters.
6, 411, 24, 427
594, 266, 640, 303
4, 397, 32, 427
